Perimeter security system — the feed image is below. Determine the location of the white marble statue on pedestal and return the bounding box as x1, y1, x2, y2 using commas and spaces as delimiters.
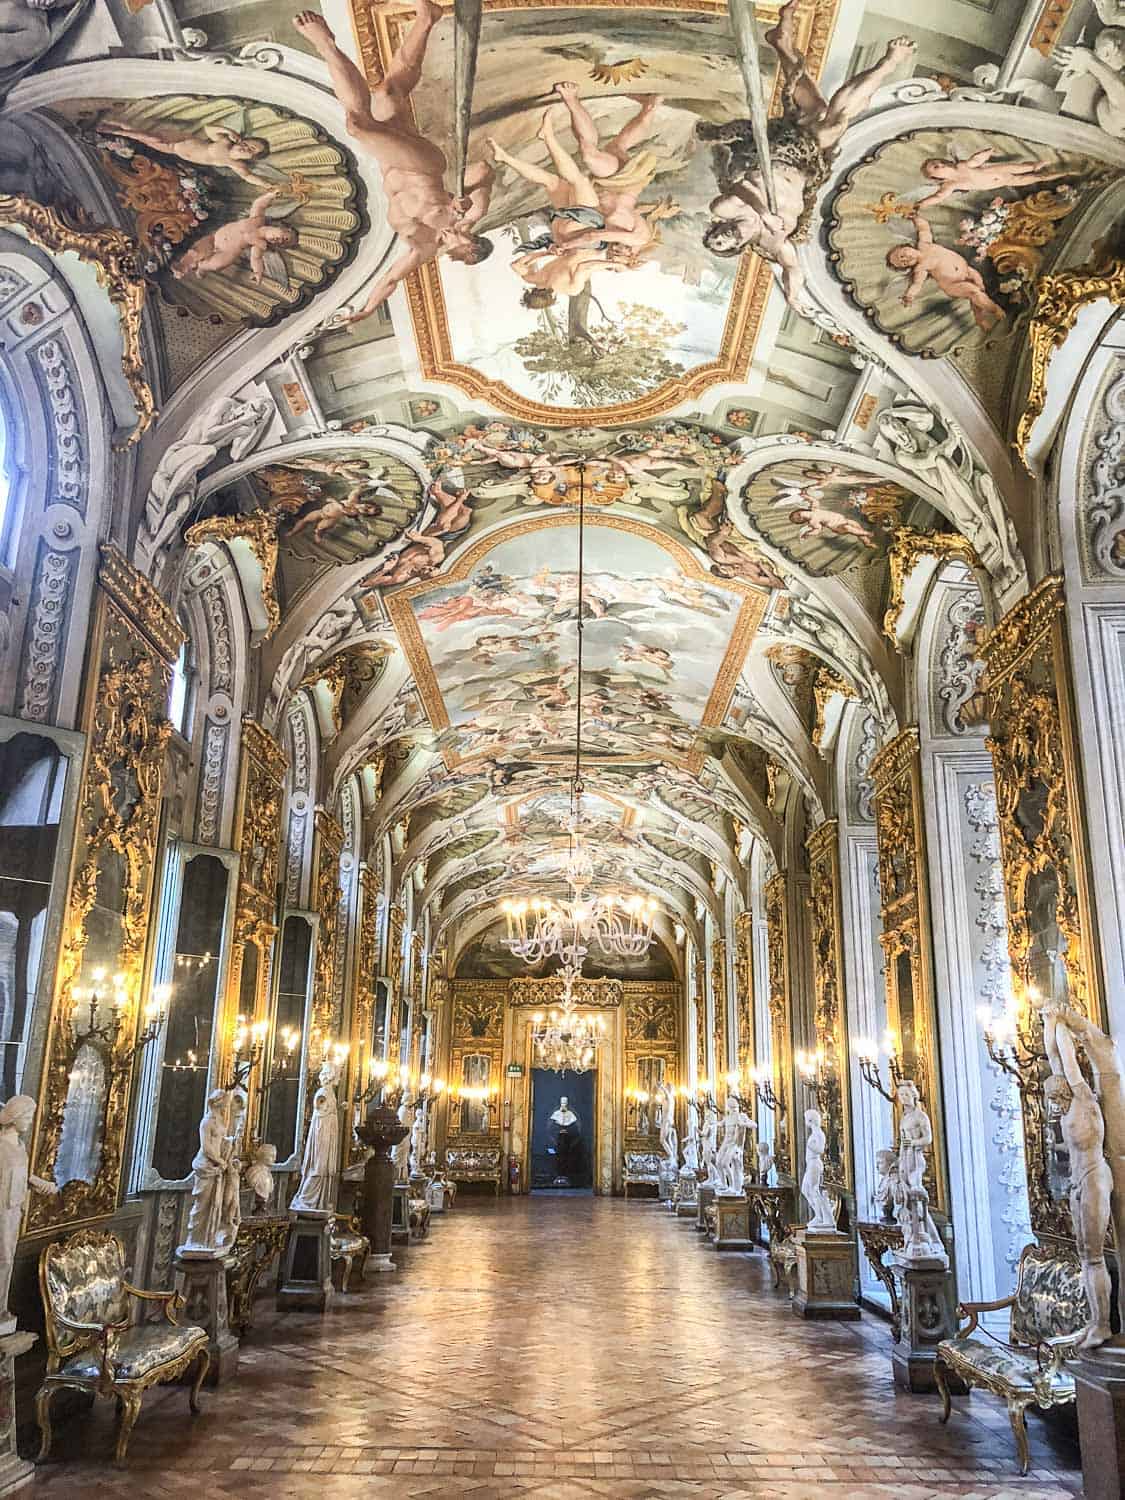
756, 1139, 774, 1185
715, 1095, 753, 1196
245, 1141, 277, 1211
801, 1108, 836, 1231
1042, 1004, 1125, 1348
182, 1089, 238, 1256
681, 1105, 700, 1175
221, 1088, 247, 1243
700, 1099, 720, 1187
895, 1081, 947, 1265
394, 1096, 415, 1183
0, 1097, 58, 1332
656, 1083, 678, 1168
290, 1060, 342, 1216
409, 1097, 429, 1178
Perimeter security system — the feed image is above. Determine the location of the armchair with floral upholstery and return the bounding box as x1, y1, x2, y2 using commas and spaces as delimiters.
935, 1241, 1088, 1475
36, 1229, 210, 1466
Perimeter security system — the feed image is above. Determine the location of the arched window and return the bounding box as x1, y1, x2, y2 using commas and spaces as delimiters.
167, 632, 195, 738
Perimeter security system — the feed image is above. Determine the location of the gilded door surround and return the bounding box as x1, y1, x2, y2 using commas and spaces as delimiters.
871, 727, 949, 1215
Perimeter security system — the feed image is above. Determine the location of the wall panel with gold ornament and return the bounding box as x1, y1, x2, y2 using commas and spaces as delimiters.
344, 862, 382, 1165
623, 982, 680, 1147
310, 809, 345, 1049
218, 720, 287, 1098
764, 873, 794, 1178
734, 912, 755, 1080
711, 938, 728, 1090
27, 546, 182, 1232
805, 821, 853, 1194
693, 947, 707, 1087
445, 980, 505, 1148
386, 904, 405, 1062
871, 728, 948, 1215
978, 574, 1105, 1242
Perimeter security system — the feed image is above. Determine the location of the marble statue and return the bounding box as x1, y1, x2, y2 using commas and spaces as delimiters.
873, 1147, 900, 1225
0, 1096, 58, 1331
221, 1088, 246, 1244
756, 1139, 774, 1185
681, 1105, 701, 1175
549, 1096, 584, 1183
1043, 1005, 1122, 1348
715, 1095, 753, 1196
290, 1060, 341, 1216
700, 1099, 720, 1187
394, 1097, 415, 1183
801, 1108, 836, 1230
656, 1083, 678, 1168
183, 1089, 238, 1255
895, 1081, 947, 1264
409, 1097, 429, 1178
137, 395, 274, 571
874, 401, 1025, 592
244, 1141, 277, 1210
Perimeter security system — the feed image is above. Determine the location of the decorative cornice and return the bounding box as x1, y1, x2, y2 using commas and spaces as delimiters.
812, 668, 856, 751
509, 975, 623, 1009
314, 806, 346, 861
870, 725, 920, 794
185, 512, 281, 640
805, 817, 839, 863
240, 716, 288, 783
883, 527, 980, 643
978, 574, 1064, 689
98, 544, 183, 664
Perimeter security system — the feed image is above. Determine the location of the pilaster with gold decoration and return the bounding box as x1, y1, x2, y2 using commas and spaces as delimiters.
805, 820, 853, 1193
764, 873, 794, 1179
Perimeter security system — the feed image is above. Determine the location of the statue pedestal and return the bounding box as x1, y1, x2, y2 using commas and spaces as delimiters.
676, 1170, 699, 1218
276, 1213, 335, 1313
0, 1332, 34, 1495
712, 1194, 753, 1250
658, 1162, 678, 1204
890, 1252, 956, 1393
391, 1183, 411, 1243
356, 1103, 410, 1272
695, 1184, 716, 1232
173, 1251, 239, 1384
426, 1178, 447, 1214
1074, 1342, 1125, 1499
792, 1229, 859, 1320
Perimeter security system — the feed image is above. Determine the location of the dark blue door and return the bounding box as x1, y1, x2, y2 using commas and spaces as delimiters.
530, 1068, 596, 1190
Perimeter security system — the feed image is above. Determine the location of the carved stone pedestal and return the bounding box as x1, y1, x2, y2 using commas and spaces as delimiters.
392, 1183, 411, 1243
0, 1332, 34, 1495
1074, 1342, 1125, 1500
676, 1171, 699, 1218
695, 1184, 715, 1232
426, 1178, 447, 1213
891, 1252, 956, 1393
276, 1213, 335, 1313
792, 1229, 859, 1320
658, 1162, 678, 1204
356, 1102, 410, 1272
712, 1194, 754, 1251
174, 1252, 239, 1384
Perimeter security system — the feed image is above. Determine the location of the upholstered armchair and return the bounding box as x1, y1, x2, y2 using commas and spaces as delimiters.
36, 1229, 210, 1465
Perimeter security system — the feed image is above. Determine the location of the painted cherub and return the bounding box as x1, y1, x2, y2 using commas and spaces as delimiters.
916, 147, 1064, 208
172, 189, 298, 282
886, 213, 1005, 331
286, 483, 390, 542
362, 530, 446, 588
789, 499, 877, 546
98, 118, 278, 188
511, 245, 624, 308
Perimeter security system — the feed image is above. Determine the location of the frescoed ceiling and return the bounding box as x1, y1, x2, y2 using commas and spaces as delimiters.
6, 0, 1124, 960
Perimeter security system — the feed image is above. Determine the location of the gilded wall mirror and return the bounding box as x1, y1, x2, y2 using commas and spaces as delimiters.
262, 911, 315, 1165
460, 1053, 491, 1133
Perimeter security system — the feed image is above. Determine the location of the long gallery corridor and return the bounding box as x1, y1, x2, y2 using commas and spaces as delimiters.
28, 1198, 1080, 1500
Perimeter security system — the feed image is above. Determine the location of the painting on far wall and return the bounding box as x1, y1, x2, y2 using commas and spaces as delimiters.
349, 0, 830, 420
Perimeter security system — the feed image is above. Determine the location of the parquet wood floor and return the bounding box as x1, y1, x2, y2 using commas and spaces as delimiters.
25, 1196, 1084, 1497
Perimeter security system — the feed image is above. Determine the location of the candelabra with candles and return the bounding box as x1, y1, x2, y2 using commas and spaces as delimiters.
795, 1048, 834, 1115
248, 1024, 303, 1136
854, 1031, 907, 1103
979, 990, 1046, 1090
624, 1087, 652, 1133
750, 1065, 782, 1114
223, 1014, 269, 1090
70, 969, 170, 1071
447, 1081, 498, 1131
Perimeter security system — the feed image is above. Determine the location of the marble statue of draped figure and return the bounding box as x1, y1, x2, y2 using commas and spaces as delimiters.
290, 1061, 341, 1216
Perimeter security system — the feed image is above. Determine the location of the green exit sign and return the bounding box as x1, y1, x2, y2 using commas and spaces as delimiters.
507, 1063, 524, 1077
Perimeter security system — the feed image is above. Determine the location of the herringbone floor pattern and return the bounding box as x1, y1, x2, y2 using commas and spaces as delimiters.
27, 1196, 1083, 1497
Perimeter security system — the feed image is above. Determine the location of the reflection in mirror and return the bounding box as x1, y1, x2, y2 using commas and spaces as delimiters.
264, 915, 313, 1158
373, 978, 390, 1058
152, 854, 228, 1181
0, 732, 67, 1096
636, 1056, 665, 1135
1026, 866, 1068, 1006
460, 1053, 491, 1133
1044, 1103, 1071, 1204
895, 951, 917, 1071
56, 1041, 108, 1185
239, 940, 260, 1018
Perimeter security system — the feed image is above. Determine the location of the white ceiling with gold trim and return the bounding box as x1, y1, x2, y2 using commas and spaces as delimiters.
5, 0, 1123, 963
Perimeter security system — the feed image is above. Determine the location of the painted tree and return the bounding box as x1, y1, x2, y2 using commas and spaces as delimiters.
515, 298, 687, 406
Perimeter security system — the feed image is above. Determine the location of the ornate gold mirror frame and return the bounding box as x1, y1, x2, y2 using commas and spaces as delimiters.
764, 873, 795, 1179
27, 547, 182, 1231
345, 863, 381, 1166
806, 821, 854, 1193
386, 904, 405, 1062
978, 574, 1106, 1240
711, 937, 728, 1090
310, 809, 344, 1047
871, 728, 949, 1215
734, 911, 755, 1080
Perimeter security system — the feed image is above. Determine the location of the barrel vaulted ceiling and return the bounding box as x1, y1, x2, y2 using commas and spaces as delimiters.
6, 0, 1124, 965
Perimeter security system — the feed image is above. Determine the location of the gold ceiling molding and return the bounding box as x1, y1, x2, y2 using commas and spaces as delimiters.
185, 513, 282, 641
1015, 257, 1125, 472
812, 667, 857, 752
883, 528, 980, 644
509, 975, 623, 1009
385, 512, 768, 776
0, 195, 155, 449
349, 0, 837, 427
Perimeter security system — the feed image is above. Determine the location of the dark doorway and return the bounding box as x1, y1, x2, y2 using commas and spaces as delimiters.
530, 1069, 595, 1191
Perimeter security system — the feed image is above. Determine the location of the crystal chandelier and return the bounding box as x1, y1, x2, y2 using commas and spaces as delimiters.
529, 972, 607, 1074
499, 463, 658, 979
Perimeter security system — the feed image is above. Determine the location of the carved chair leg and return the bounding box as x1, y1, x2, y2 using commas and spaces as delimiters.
1007, 1399, 1031, 1476
114, 1392, 143, 1466
934, 1357, 952, 1424
342, 1255, 353, 1289
189, 1349, 210, 1414
34, 1385, 56, 1463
